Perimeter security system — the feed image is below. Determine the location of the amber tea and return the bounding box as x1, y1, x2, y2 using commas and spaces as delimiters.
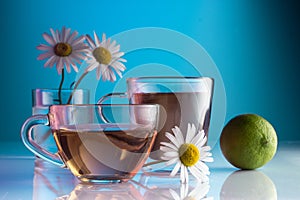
53, 124, 156, 182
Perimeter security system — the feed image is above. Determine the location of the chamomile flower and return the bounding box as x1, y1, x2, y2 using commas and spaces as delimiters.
160, 124, 213, 184
85, 32, 126, 81
169, 181, 212, 200
37, 26, 89, 74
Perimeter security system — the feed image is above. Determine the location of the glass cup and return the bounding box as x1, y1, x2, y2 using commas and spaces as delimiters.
21, 104, 160, 183
98, 77, 214, 164
32, 89, 90, 153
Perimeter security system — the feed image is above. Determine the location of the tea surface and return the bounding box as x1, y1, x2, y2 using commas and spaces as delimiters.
53, 124, 156, 182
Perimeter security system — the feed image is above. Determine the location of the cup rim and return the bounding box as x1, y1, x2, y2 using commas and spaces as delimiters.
49, 103, 160, 108
32, 88, 89, 92
126, 76, 214, 83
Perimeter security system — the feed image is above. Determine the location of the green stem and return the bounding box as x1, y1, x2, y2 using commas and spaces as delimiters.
67, 71, 89, 104
58, 69, 65, 104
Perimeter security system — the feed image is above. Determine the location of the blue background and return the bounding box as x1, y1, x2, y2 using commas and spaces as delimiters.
1, 0, 299, 146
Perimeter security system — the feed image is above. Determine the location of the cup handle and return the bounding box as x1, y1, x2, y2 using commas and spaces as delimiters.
97, 93, 128, 123
20, 115, 65, 167
97, 92, 128, 104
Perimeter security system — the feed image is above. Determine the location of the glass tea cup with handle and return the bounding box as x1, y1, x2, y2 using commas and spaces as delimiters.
21, 104, 160, 183
98, 77, 214, 169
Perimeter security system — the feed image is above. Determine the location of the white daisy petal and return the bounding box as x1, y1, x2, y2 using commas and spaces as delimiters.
101, 33, 106, 44
202, 157, 214, 163
189, 182, 210, 199
184, 166, 189, 184
92, 31, 101, 47
169, 189, 180, 200
111, 61, 126, 71
113, 68, 123, 78
61, 26, 66, 42
37, 52, 53, 60
63, 27, 71, 42
160, 142, 178, 151
172, 126, 184, 145
56, 58, 63, 74
113, 51, 125, 58
86, 34, 96, 49
96, 67, 102, 80
105, 38, 111, 49
50, 28, 58, 43
170, 162, 181, 177
200, 152, 212, 161
200, 146, 211, 152
161, 156, 173, 160
57, 29, 63, 42
65, 57, 78, 72
36, 44, 52, 51
44, 56, 56, 67
189, 166, 209, 182
160, 146, 177, 153
108, 40, 116, 50
163, 151, 178, 158
117, 57, 127, 63
186, 123, 195, 143
196, 132, 207, 148
165, 157, 179, 166
195, 161, 210, 175
165, 132, 180, 148
191, 130, 204, 146
110, 44, 120, 53
109, 68, 116, 82
180, 165, 187, 183
66, 30, 77, 44
42, 32, 55, 46
72, 35, 86, 47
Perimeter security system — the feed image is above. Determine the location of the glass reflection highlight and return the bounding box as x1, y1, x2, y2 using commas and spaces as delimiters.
33, 159, 77, 200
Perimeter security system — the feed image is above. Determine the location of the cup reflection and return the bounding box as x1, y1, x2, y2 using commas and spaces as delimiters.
220, 170, 277, 200
56, 182, 143, 200
33, 159, 77, 200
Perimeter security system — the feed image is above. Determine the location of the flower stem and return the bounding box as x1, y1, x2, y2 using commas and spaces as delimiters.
67, 70, 89, 104
58, 69, 65, 104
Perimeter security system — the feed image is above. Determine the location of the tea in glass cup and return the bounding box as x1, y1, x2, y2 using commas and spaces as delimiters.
21, 104, 160, 183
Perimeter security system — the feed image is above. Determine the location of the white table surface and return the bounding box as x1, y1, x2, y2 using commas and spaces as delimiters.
0, 141, 299, 200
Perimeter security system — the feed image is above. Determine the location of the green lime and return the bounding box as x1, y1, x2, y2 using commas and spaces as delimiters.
220, 114, 277, 169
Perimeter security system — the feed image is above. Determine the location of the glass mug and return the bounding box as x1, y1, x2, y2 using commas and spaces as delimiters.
21, 104, 160, 183
32, 89, 90, 153
98, 77, 214, 163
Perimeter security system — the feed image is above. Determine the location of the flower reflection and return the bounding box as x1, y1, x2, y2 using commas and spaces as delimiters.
169, 182, 212, 200
56, 181, 143, 200
137, 173, 212, 200
220, 170, 277, 200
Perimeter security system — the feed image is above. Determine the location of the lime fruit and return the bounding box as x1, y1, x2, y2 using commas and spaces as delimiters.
220, 114, 277, 169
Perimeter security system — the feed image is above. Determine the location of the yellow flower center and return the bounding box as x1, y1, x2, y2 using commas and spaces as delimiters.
54, 42, 72, 57
179, 143, 200, 167
93, 47, 112, 65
